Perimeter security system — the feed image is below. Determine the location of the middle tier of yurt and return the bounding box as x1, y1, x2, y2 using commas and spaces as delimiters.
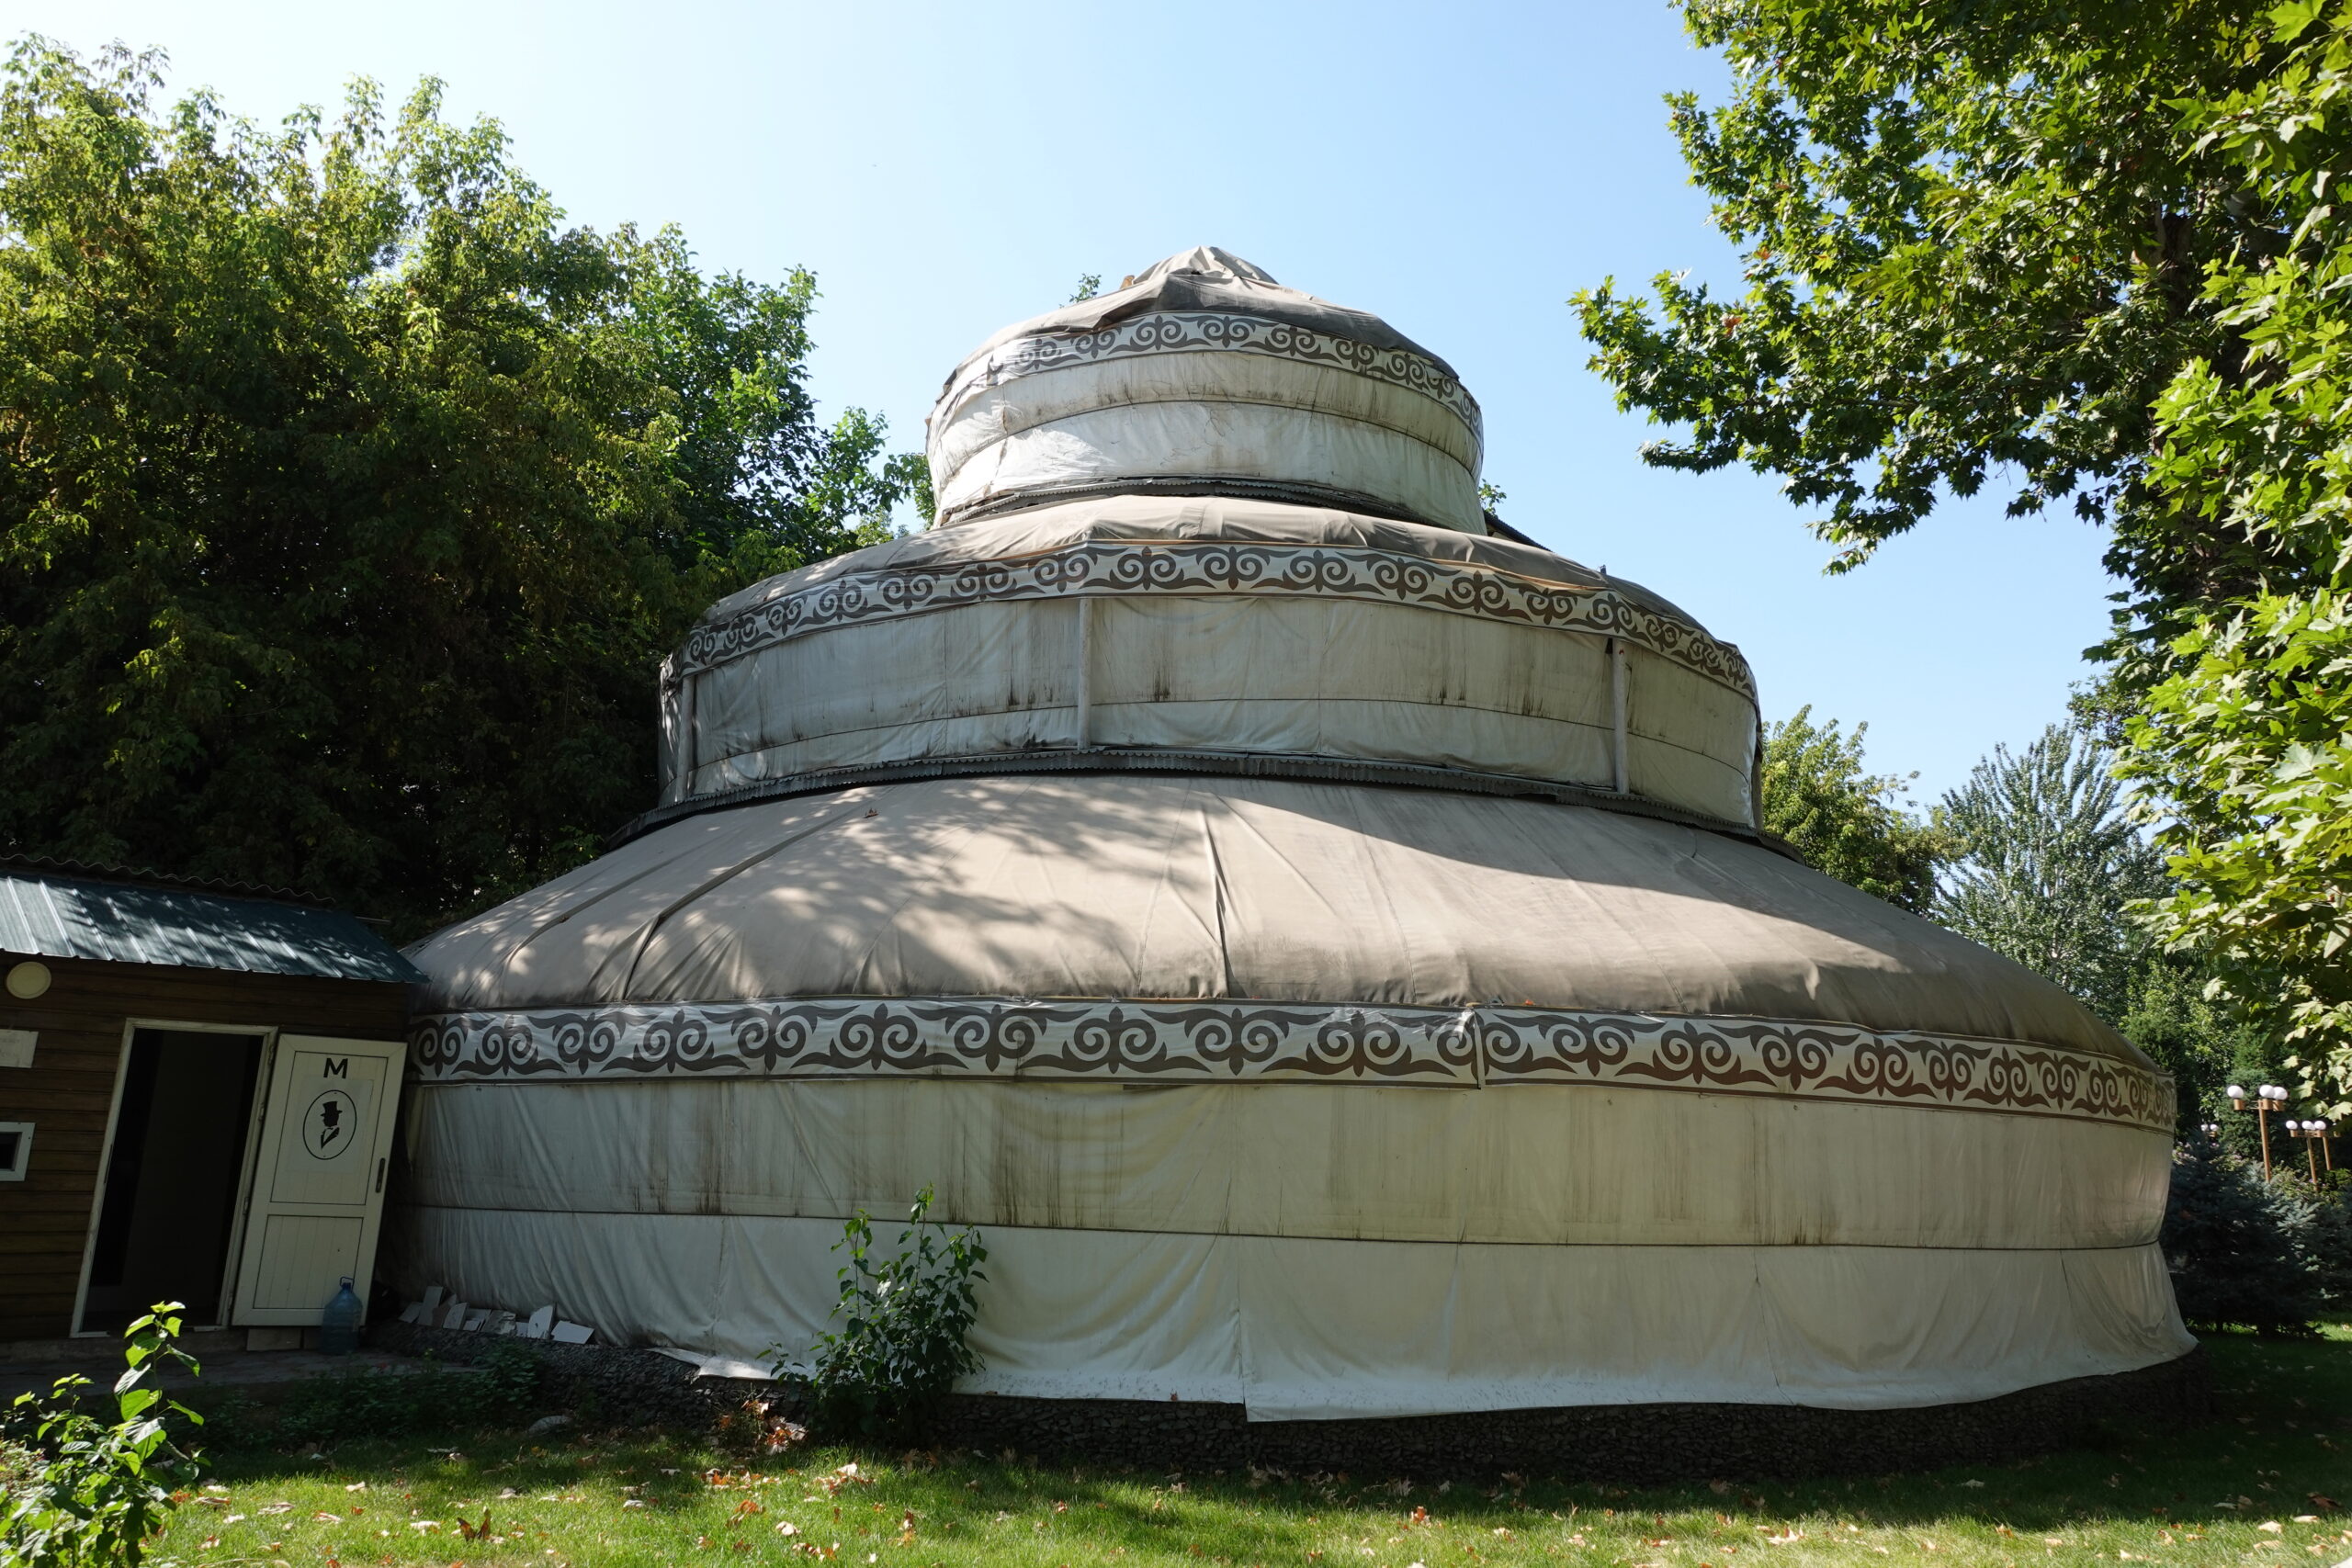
393, 249, 2188, 1421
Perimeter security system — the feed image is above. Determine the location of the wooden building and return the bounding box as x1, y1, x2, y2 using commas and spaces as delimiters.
0, 857, 419, 1343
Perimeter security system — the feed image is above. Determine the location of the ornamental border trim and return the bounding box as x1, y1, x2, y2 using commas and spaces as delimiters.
681, 540, 1755, 698
408, 997, 2174, 1133
936, 311, 1484, 440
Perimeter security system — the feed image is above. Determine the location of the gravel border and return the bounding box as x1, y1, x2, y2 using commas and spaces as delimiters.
367, 1321, 2210, 1481
933, 1350, 2213, 1481
367, 1321, 776, 1435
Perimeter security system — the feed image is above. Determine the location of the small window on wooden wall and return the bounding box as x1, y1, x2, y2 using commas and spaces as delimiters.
0, 1121, 30, 1180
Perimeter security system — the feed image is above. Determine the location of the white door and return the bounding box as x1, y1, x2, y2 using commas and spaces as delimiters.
229, 1035, 405, 1326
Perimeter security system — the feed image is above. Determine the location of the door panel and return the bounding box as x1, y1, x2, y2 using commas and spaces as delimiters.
230, 1036, 404, 1326
246, 1215, 368, 1310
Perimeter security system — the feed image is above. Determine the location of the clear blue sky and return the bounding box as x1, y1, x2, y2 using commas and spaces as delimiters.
6, 0, 2120, 806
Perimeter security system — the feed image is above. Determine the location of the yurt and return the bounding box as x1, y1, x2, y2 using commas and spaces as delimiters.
397, 248, 2195, 1455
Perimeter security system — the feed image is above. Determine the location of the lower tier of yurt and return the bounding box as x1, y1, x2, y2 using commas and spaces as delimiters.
392, 773, 2194, 1427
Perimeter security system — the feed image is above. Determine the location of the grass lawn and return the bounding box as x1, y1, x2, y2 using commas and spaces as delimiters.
151, 1326, 2349, 1568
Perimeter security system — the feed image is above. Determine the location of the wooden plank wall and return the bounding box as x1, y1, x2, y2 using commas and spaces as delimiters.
0, 953, 408, 1341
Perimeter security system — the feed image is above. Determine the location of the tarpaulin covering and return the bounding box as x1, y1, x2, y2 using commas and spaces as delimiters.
928, 249, 1486, 530
658, 498, 1758, 827
413, 775, 2142, 1057
398, 779, 2188, 1414
398, 251, 2191, 1419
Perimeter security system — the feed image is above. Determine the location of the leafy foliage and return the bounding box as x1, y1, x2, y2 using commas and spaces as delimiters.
2115, 954, 2277, 1133
786, 1186, 986, 1442
2122, 593, 2352, 1115
0, 40, 921, 936
1572, 0, 2352, 1106
2160, 1139, 2324, 1334
2, 1303, 201, 1567
2299, 1182, 2352, 1309
1758, 706, 1948, 911
1572, 0, 2267, 571
1934, 722, 2166, 1021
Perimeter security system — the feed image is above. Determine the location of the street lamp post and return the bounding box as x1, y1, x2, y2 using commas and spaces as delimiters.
2228, 1084, 2291, 1179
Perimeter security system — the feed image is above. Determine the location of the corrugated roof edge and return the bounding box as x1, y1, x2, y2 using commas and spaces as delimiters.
0, 852, 423, 985
0, 850, 332, 908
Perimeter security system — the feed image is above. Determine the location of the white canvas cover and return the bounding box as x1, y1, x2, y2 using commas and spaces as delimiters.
657, 498, 1759, 829
928, 249, 1487, 531
397, 253, 2192, 1421
398, 778, 2188, 1415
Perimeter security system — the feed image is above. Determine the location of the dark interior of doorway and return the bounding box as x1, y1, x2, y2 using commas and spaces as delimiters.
80, 1029, 265, 1333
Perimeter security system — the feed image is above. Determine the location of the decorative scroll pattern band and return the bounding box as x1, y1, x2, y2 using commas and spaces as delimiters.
681, 540, 1755, 697
938, 312, 1483, 437
409, 997, 2174, 1132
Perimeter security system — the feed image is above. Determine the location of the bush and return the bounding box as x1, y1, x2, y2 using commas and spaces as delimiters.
783, 1185, 986, 1441
266, 1340, 545, 1448
2, 1303, 202, 1568
2162, 1139, 2325, 1333
2284, 1183, 2352, 1314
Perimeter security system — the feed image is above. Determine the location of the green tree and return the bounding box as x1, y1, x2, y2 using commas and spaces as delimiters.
1758, 707, 1946, 912
0, 42, 921, 936
2114, 953, 2275, 1135
1934, 722, 2165, 1021
2161, 1139, 2324, 1334
2116, 6, 2352, 1117
1572, 0, 2352, 1108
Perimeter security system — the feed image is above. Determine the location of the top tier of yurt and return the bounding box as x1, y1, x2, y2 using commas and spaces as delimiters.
396, 250, 2190, 1426
929, 245, 1486, 532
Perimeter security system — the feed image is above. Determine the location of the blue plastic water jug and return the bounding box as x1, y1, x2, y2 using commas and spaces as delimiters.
321, 1276, 363, 1355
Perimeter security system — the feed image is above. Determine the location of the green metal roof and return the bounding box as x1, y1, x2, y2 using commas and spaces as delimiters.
0, 859, 422, 985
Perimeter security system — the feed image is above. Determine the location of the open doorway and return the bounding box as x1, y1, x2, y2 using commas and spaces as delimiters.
79, 1028, 266, 1333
